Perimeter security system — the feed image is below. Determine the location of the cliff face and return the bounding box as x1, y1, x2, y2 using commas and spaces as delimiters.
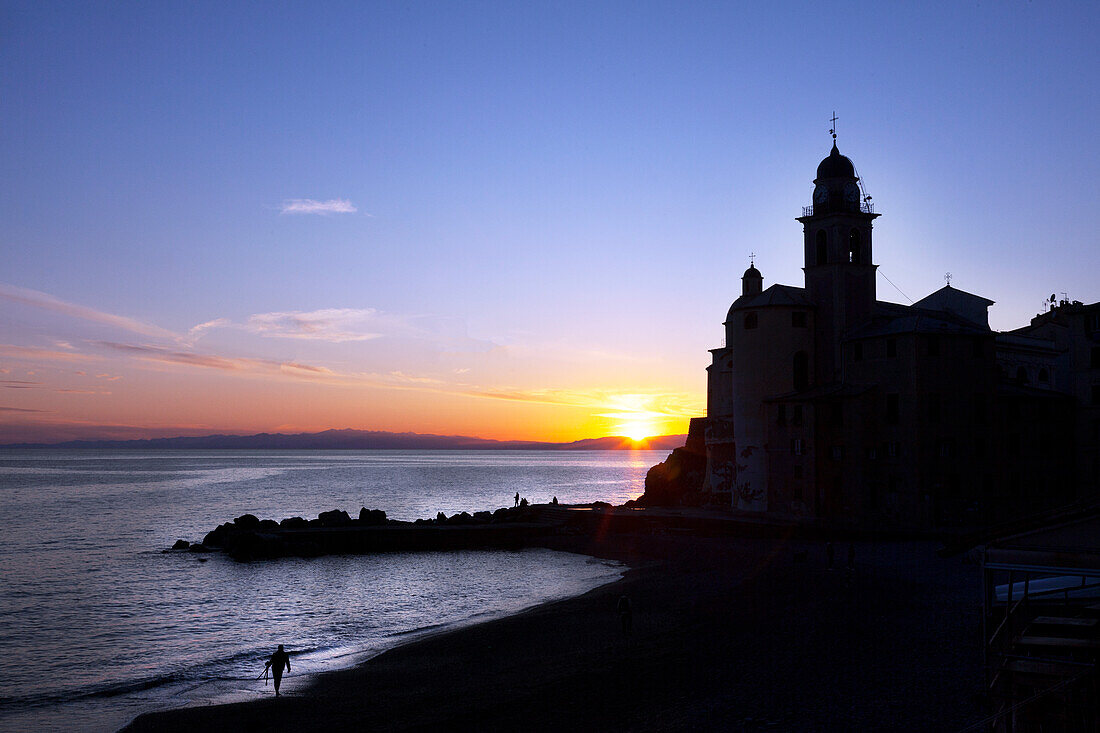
632, 419, 708, 507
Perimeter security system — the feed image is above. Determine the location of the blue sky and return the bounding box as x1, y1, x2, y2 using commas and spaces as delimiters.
2, 1, 1098, 441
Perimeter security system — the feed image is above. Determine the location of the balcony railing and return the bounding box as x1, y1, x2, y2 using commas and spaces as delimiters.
801, 202, 875, 216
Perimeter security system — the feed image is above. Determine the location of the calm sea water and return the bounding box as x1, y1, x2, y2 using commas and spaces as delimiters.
0, 449, 661, 732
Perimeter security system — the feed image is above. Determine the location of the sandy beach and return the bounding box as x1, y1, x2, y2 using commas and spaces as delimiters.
121, 530, 985, 732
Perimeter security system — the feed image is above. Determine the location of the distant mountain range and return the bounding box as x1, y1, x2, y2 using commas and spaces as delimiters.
2, 428, 687, 451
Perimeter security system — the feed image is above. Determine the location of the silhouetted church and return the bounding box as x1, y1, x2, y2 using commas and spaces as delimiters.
701, 141, 1100, 528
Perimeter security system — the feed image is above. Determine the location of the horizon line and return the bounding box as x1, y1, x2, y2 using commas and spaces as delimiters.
0, 427, 689, 449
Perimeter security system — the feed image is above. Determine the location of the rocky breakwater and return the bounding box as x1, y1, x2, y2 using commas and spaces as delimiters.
171, 504, 580, 561
629, 420, 708, 507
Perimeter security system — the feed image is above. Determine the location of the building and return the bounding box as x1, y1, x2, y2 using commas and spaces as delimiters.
703, 141, 1098, 528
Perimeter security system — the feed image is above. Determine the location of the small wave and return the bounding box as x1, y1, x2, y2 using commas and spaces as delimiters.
0, 671, 190, 711
387, 622, 447, 637
0, 643, 328, 712
586, 557, 624, 567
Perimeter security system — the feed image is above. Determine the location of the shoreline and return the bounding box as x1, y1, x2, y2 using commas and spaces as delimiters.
233, 548, 632, 703
122, 532, 985, 732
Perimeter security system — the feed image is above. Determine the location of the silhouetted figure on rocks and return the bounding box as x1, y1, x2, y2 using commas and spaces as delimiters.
826, 541, 835, 570
514, 492, 520, 507
268, 644, 290, 696
551, 496, 558, 505
616, 595, 633, 635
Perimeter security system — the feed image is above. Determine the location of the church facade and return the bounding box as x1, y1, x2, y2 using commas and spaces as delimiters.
702, 143, 1099, 528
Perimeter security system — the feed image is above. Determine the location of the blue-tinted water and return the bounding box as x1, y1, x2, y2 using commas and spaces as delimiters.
0, 450, 661, 732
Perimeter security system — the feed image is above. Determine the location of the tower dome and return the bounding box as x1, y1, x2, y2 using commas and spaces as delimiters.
815, 142, 855, 180
742, 262, 762, 296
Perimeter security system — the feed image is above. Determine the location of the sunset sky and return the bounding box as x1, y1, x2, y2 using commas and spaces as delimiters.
3, 2, 1098, 444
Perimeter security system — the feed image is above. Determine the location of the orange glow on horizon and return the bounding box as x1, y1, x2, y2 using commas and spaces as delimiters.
0, 333, 700, 444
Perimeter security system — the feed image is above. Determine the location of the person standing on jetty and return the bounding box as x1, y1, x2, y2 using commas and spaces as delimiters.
514, 492, 520, 507
268, 644, 291, 696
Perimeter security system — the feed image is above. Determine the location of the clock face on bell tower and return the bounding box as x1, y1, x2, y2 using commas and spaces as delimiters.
813, 184, 828, 204
844, 182, 860, 204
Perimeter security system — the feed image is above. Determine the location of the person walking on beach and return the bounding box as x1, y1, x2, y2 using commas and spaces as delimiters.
616, 595, 633, 635
268, 644, 291, 696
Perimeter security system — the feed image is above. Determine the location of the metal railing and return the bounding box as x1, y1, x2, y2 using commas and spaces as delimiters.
801, 203, 875, 216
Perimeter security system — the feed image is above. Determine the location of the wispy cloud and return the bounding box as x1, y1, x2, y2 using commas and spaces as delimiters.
3, 379, 43, 389
592, 392, 702, 419
187, 318, 231, 341
91, 341, 338, 378
279, 198, 358, 215
0, 344, 103, 363
458, 386, 703, 417
189, 307, 496, 352
0, 284, 181, 342
244, 309, 383, 342
89, 341, 448, 391
0, 406, 50, 413
94, 342, 252, 372
385, 371, 444, 385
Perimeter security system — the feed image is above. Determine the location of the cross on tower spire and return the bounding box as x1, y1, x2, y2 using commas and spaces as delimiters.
945, 272, 953, 287
829, 111, 838, 142
749, 252, 756, 267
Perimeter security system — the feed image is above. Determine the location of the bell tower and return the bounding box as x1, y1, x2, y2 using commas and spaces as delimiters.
796, 136, 879, 385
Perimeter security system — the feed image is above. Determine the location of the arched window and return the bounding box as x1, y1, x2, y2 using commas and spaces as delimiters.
743, 313, 758, 330
848, 229, 861, 264
1016, 366, 1028, 384
793, 351, 809, 391
815, 230, 827, 265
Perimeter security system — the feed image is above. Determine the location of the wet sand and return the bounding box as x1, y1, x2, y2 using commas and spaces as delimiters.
121, 534, 984, 732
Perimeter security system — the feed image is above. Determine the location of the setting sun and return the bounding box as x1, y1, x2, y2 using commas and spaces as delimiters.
618, 421, 656, 442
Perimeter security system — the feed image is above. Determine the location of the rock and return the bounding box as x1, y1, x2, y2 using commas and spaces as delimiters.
234, 514, 260, 528
172, 539, 190, 550
449, 511, 474, 525
259, 519, 280, 530
202, 522, 234, 547
359, 508, 387, 525
635, 443, 707, 507
436, 511, 448, 524
473, 511, 492, 522
225, 531, 285, 561
280, 516, 308, 529
317, 509, 351, 527
188, 543, 213, 553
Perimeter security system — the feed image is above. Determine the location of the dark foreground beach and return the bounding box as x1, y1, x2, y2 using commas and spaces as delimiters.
123, 532, 984, 732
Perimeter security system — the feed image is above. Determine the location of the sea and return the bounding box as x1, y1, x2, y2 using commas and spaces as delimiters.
0, 449, 663, 732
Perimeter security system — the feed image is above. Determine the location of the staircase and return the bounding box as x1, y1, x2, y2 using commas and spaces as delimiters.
988, 603, 1100, 730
